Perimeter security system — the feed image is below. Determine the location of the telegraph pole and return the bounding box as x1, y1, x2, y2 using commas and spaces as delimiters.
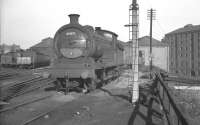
125, 0, 139, 104
147, 9, 156, 78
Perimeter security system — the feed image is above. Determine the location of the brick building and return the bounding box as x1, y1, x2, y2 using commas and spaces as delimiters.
164, 24, 200, 79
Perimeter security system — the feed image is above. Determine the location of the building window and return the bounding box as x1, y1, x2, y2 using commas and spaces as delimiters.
191, 70, 196, 76
181, 62, 184, 66
139, 50, 145, 57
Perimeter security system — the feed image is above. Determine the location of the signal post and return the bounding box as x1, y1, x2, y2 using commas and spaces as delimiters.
125, 0, 139, 105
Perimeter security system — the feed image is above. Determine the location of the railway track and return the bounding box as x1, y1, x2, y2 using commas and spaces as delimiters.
21, 102, 64, 125
0, 76, 55, 101
0, 94, 52, 113
19, 73, 123, 125
1, 69, 123, 124
165, 76, 200, 85
0, 71, 18, 80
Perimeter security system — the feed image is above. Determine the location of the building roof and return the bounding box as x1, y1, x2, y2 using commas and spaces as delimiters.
166, 24, 200, 35
125, 36, 167, 47
31, 37, 53, 48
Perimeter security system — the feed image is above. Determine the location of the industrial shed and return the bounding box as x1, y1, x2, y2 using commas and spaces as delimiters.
30, 37, 55, 58
124, 36, 169, 71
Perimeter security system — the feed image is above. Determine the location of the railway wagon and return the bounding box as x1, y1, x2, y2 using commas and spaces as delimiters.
16, 50, 50, 68
1, 52, 20, 67
48, 14, 124, 91
0, 50, 50, 68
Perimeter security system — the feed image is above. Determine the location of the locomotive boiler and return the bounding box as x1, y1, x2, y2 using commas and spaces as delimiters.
49, 14, 124, 91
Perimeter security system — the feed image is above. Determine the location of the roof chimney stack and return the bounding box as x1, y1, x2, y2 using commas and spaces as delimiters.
95, 27, 101, 31
68, 14, 80, 24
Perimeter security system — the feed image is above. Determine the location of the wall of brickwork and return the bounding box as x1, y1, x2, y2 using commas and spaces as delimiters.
165, 28, 200, 79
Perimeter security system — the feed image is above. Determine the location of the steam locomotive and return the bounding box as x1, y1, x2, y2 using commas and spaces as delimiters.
48, 14, 124, 92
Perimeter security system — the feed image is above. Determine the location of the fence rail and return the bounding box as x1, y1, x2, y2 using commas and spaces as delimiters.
154, 72, 190, 125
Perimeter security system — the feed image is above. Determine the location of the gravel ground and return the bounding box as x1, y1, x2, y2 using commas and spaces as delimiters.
172, 88, 200, 124
0, 70, 164, 125
0, 68, 37, 86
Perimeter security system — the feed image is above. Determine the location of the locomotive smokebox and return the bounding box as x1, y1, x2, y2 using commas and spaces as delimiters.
69, 14, 80, 24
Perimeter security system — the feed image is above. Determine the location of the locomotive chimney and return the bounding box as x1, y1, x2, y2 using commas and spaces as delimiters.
68, 14, 80, 24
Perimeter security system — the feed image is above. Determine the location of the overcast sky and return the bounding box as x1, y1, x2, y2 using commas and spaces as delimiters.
1, 0, 200, 49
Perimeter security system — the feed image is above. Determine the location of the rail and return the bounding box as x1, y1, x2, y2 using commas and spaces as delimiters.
153, 72, 191, 125
0, 77, 54, 101
165, 76, 200, 86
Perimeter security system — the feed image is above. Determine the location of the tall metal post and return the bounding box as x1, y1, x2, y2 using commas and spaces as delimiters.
125, 0, 139, 104
150, 9, 153, 72
147, 9, 156, 77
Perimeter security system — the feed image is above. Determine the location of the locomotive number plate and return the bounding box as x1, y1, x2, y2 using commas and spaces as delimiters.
66, 32, 76, 36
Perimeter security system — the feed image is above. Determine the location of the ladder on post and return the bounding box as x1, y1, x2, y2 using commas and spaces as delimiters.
127, 0, 139, 104
127, 4, 133, 94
